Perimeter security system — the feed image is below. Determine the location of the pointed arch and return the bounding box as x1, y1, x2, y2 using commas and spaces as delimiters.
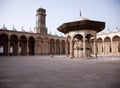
28, 36, 35, 55
97, 38, 103, 54
10, 34, 18, 56
61, 40, 65, 54
104, 37, 111, 55
0, 33, 8, 56
73, 34, 83, 57
56, 39, 60, 54
85, 34, 94, 57
112, 36, 120, 54
19, 35, 27, 55
50, 39, 55, 54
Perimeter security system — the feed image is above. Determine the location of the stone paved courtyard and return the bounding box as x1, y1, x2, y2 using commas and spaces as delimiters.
0, 56, 120, 88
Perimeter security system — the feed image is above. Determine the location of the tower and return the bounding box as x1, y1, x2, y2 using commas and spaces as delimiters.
36, 8, 47, 35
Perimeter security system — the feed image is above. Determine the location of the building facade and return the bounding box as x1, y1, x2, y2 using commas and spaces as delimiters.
0, 8, 120, 57
0, 29, 65, 56
97, 31, 120, 56
0, 8, 66, 56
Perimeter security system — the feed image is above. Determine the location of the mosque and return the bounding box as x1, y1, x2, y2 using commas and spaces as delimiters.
0, 8, 120, 58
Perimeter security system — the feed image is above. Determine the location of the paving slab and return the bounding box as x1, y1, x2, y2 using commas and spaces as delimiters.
0, 56, 120, 88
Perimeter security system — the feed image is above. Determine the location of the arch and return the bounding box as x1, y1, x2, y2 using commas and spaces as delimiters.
0, 33, 8, 56
104, 37, 111, 55
56, 39, 60, 54
10, 34, 18, 56
50, 39, 55, 54
72, 33, 83, 40
42, 37, 49, 55
66, 36, 71, 55
85, 34, 94, 57
28, 36, 35, 55
73, 34, 83, 57
61, 40, 65, 54
85, 33, 94, 38
118, 42, 120, 53
35, 36, 42, 55
19, 35, 27, 55
112, 36, 120, 55
97, 38, 103, 54
90, 38, 94, 54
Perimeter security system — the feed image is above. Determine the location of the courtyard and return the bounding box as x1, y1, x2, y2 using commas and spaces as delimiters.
0, 56, 120, 88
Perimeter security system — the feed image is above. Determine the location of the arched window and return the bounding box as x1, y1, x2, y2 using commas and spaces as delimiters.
10, 46, 13, 53
0, 46, 4, 53
118, 43, 120, 52
28, 37, 35, 55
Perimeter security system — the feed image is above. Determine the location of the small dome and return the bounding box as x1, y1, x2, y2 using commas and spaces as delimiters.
12, 25, 17, 31
1, 24, 8, 30
21, 27, 25, 32
72, 16, 90, 22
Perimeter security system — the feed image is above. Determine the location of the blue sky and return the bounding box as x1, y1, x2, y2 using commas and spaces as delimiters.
0, 0, 120, 35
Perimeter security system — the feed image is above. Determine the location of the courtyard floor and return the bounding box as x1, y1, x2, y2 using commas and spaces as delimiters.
0, 56, 120, 88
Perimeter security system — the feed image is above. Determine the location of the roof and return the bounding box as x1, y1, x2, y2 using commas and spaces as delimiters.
57, 18, 105, 34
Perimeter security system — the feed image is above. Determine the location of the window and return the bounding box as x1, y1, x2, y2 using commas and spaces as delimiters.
109, 46, 112, 53
118, 43, 120, 52
102, 46, 103, 52
0, 46, 4, 53
19, 46, 21, 53
10, 46, 13, 53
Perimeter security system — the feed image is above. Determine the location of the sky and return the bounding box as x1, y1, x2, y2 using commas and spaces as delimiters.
0, 0, 120, 35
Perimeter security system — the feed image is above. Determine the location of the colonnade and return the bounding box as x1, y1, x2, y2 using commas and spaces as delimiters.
65, 31, 97, 58
0, 33, 66, 56
97, 36, 120, 56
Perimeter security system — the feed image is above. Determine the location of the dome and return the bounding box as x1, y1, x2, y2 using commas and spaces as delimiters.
12, 25, 17, 31
71, 16, 90, 22
1, 24, 8, 30
21, 27, 25, 32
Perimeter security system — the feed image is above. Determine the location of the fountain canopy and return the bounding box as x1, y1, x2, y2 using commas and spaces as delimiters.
57, 16, 105, 34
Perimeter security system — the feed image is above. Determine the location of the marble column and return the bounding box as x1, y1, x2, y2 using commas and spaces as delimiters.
8, 37, 10, 56
17, 39, 19, 56
27, 39, 29, 56
102, 40, 105, 56
65, 38, 68, 57
94, 36, 97, 58
70, 39, 73, 58
83, 36, 86, 57
111, 38, 113, 55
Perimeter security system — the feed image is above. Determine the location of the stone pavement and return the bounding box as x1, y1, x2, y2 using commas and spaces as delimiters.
0, 56, 120, 88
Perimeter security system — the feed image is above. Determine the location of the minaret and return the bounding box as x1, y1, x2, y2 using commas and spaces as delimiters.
36, 8, 47, 34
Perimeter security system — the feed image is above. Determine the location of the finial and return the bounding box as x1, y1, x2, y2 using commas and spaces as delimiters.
3, 24, 5, 27
30, 27, 32, 33
116, 26, 118, 30
13, 25, 14, 29
2, 23, 7, 30
80, 11, 82, 17
107, 28, 110, 32
12, 25, 17, 31
22, 26, 23, 30
22, 26, 25, 32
